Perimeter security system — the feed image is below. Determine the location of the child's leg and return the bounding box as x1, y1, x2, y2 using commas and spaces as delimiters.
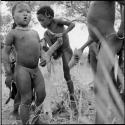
62, 48, 75, 99
33, 68, 46, 107
10, 91, 21, 120
13, 91, 21, 114
62, 49, 78, 114
15, 65, 33, 124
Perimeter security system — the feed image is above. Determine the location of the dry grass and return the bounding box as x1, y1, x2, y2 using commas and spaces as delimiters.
37, 56, 95, 124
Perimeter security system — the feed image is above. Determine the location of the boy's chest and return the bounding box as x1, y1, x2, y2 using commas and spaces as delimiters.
15, 32, 39, 47
47, 27, 64, 42
48, 23, 64, 34
15, 31, 37, 43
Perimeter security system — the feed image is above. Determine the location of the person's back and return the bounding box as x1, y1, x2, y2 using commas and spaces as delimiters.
87, 1, 115, 40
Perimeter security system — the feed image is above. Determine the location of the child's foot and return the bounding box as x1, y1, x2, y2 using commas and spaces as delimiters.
70, 94, 78, 117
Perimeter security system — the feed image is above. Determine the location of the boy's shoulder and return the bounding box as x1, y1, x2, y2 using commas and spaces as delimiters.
54, 17, 69, 24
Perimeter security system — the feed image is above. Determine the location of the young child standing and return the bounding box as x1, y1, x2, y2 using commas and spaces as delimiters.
37, 6, 77, 113
3, 2, 46, 124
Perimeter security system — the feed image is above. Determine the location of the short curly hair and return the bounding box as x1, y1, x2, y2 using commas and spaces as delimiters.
37, 6, 54, 18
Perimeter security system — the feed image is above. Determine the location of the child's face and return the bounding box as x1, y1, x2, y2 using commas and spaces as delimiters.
37, 14, 52, 28
13, 3, 31, 27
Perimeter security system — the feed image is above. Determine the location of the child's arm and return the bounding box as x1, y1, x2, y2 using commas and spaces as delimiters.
40, 31, 63, 63
3, 30, 14, 76
79, 37, 93, 52
39, 38, 48, 67
54, 18, 75, 37
59, 19, 75, 35
43, 39, 62, 64
69, 37, 94, 68
44, 31, 53, 46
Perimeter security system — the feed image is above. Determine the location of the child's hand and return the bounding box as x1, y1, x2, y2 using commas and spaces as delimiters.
40, 58, 46, 67
54, 33, 63, 38
68, 48, 83, 69
74, 48, 83, 63
5, 75, 13, 89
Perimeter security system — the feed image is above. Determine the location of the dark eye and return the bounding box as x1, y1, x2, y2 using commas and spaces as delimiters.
27, 10, 31, 13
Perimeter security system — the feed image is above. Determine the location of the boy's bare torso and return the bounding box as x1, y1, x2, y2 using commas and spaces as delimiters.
46, 19, 70, 49
12, 29, 40, 68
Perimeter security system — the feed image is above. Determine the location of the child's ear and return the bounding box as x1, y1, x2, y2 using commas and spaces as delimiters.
47, 15, 52, 19
45, 12, 52, 19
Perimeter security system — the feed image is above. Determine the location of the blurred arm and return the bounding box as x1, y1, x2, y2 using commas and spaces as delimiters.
3, 31, 14, 76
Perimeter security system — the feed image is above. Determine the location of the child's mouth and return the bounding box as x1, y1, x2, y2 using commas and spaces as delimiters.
24, 17, 27, 21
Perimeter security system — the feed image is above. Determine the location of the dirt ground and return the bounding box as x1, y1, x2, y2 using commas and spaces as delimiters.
1, 58, 95, 124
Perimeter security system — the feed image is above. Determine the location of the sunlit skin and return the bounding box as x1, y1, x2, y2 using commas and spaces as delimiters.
3, 3, 46, 124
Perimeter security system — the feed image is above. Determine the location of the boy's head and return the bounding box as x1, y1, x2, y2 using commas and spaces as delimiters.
37, 6, 54, 28
12, 2, 31, 28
